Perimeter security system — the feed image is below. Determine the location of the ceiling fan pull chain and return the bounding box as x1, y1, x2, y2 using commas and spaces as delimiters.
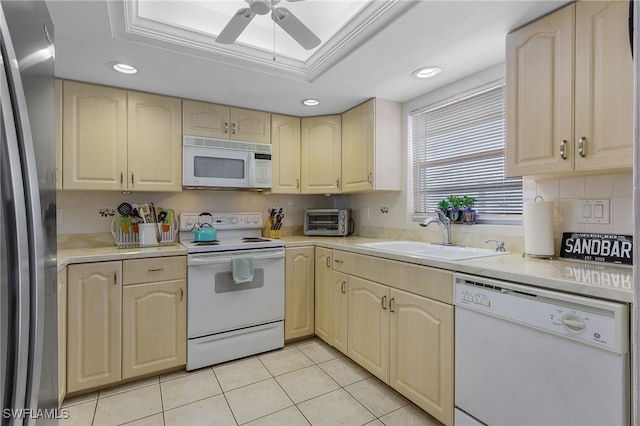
273, 17, 276, 61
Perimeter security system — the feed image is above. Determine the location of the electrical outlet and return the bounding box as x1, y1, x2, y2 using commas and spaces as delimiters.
577, 199, 610, 224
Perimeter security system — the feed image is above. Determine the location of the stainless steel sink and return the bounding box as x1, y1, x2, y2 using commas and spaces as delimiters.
358, 241, 508, 261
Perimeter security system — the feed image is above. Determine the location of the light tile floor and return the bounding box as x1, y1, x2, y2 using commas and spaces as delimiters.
61, 338, 442, 426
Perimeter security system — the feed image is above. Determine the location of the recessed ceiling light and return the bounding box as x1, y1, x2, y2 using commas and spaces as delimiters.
412, 66, 441, 79
111, 62, 138, 74
303, 99, 320, 106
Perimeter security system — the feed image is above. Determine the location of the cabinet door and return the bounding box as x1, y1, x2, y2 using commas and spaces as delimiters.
301, 115, 342, 194
127, 91, 182, 192
314, 247, 332, 343
348, 276, 389, 383
505, 4, 574, 176
62, 81, 127, 190
271, 114, 301, 194
389, 289, 454, 426
182, 99, 230, 139
285, 247, 315, 341
67, 261, 121, 392
574, 0, 633, 172
342, 99, 374, 192
57, 268, 67, 407
229, 107, 271, 143
122, 280, 186, 379
331, 271, 348, 354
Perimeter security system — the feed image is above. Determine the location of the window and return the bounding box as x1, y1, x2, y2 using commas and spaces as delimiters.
411, 84, 522, 219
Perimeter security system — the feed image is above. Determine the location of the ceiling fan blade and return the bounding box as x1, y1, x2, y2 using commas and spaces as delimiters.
271, 7, 321, 50
216, 8, 256, 44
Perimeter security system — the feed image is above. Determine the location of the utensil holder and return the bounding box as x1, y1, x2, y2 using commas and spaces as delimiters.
261, 217, 281, 239
111, 216, 178, 248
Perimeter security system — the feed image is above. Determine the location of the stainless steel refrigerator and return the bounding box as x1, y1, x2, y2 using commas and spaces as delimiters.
0, 1, 57, 424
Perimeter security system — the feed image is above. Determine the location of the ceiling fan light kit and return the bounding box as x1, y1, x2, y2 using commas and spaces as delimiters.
216, 0, 321, 50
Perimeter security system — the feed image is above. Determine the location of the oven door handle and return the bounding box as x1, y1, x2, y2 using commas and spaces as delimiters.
189, 251, 284, 266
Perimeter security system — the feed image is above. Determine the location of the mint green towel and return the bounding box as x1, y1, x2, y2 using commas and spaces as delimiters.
232, 256, 254, 284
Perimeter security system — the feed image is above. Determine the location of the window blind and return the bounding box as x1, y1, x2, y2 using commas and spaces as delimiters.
411, 84, 522, 215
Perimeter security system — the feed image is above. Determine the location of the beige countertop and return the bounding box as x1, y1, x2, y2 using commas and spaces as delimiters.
57, 235, 633, 303
281, 236, 633, 303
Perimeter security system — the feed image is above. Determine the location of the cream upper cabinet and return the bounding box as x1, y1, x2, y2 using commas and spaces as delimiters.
62, 81, 182, 191
67, 261, 122, 393
506, 1, 632, 177
127, 91, 182, 192
57, 268, 67, 407
284, 246, 315, 341
573, 0, 633, 172
183, 99, 271, 144
301, 115, 342, 194
389, 288, 454, 426
62, 81, 128, 190
341, 98, 402, 193
347, 275, 390, 383
314, 247, 333, 343
271, 114, 302, 194
331, 270, 348, 355
122, 280, 186, 379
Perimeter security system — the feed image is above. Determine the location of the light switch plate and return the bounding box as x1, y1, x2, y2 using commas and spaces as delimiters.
577, 199, 610, 224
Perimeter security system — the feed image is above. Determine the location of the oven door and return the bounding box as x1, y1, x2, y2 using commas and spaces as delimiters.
183, 145, 251, 188
187, 248, 284, 338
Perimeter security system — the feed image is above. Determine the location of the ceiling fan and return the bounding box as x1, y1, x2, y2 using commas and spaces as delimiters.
216, 0, 321, 50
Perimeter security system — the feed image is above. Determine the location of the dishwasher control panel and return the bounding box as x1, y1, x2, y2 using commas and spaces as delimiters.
454, 273, 628, 354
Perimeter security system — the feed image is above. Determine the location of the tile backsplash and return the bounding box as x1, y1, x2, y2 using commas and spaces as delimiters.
57, 173, 633, 255
56, 190, 333, 236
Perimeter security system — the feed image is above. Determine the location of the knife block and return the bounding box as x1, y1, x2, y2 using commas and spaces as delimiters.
262, 217, 281, 239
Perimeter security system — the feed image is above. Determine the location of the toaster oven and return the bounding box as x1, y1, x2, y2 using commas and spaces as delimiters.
304, 209, 351, 237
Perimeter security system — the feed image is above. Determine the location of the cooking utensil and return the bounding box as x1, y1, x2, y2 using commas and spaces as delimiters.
117, 202, 133, 217
157, 211, 168, 223
193, 223, 217, 242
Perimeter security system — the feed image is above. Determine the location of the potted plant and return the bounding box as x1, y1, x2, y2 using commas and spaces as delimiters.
436, 199, 451, 215
461, 195, 477, 224
447, 195, 464, 223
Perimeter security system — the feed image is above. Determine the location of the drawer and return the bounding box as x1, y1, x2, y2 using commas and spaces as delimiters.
123, 256, 186, 285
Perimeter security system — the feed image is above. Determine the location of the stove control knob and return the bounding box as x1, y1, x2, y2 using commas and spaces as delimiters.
244, 217, 251, 223
251, 216, 259, 223
230, 217, 237, 224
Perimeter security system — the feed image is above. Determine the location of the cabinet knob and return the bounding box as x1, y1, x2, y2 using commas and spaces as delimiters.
224, 122, 228, 134
232, 123, 236, 134
341, 281, 346, 294
381, 295, 387, 310
326, 257, 331, 268
367, 172, 373, 184
390, 297, 395, 313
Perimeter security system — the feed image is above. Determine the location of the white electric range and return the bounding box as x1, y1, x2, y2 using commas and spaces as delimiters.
179, 212, 285, 370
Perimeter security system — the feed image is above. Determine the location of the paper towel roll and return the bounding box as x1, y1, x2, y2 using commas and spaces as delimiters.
524, 200, 554, 256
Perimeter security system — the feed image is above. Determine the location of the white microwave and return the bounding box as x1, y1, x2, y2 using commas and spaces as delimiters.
183, 136, 272, 189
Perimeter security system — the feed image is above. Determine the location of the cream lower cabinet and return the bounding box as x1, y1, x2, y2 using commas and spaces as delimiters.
314, 247, 333, 342
389, 288, 453, 426
67, 261, 122, 393
57, 268, 67, 407
347, 276, 390, 381
271, 114, 302, 194
122, 281, 186, 379
284, 247, 315, 341
301, 116, 342, 194
506, 1, 632, 176
324, 250, 454, 426
331, 271, 348, 354
67, 256, 186, 393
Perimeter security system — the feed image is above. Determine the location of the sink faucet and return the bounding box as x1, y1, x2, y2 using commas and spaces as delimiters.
420, 211, 452, 245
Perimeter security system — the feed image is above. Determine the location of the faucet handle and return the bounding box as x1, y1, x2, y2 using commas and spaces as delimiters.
436, 210, 450, 223
485, 239, 506, 252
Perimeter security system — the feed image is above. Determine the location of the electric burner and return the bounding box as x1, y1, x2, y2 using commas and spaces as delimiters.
179, 212, 284, 254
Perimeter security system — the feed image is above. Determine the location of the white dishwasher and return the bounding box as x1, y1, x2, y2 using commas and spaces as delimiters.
454, 273, 629, 426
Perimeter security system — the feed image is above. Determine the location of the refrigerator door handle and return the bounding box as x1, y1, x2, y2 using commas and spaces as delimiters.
0, 7, 48, 419
0, 52, 33, 419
